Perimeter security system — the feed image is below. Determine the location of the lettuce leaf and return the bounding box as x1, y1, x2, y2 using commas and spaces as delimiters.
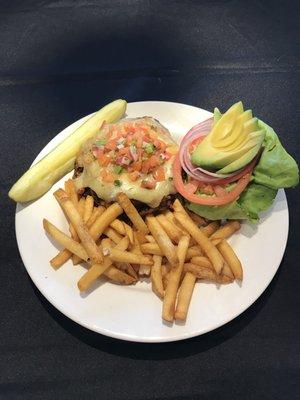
188, 198, 247, 221
187, 120, 298, 222
238, 183, 277, 222
253, 120, 299, 189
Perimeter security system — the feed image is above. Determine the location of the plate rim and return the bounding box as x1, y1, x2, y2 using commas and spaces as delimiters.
15, 100, 289, 343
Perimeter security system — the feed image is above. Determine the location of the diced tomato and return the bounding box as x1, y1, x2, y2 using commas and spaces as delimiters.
149, 155, 159, 168
153, 166, 165, 182
136, 136, 143, 148
141, 180, 156, 189
105, 140, 117, 151
132, 160, 142, 172
98, 153, 111, 167
141, 159, 151, 174
137, 148, 143, 160
118, 147, 130, 156
125, 124, 136, 134
129, 171, 140, 181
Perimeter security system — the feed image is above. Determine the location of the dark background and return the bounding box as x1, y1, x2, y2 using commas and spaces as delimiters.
1, 1, 299, 399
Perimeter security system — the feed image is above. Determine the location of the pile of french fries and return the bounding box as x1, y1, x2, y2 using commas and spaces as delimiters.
43, 179, 243, 322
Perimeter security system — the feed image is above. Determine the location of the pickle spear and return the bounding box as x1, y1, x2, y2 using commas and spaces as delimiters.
9, 99, 127, 203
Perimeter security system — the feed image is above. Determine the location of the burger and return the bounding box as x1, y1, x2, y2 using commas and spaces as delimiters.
73, 116, 179, 215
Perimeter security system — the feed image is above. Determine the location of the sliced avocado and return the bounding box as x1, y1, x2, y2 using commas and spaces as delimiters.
210, 101, 244, 143
191, 102, 265, 173
243, 117, 259, 135
238, 109, 253, 124
214, 116, 245, 149
192, 140, 258, 170
217, 133, 265, 174
213, 107, 222, 124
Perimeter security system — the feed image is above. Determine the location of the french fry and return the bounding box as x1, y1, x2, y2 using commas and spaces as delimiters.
190, 256, 213, 269
64, 179, 79, 209
52, 181, 82, 264
104, 227, 123, 244
145, 235, 156, 243
69, 223, 79, 242
109, 248, 153, 265
43, 219, 89, 262
161, 263, 171, 278
117, 193, 149, 234
78, 197, 85, 217
146, 215, 178, 266
141, 242, 163, 256
123, 222, 134, 245
164, 210, 190, 236
175, 272, 196, 321
139, 265, 151, 276
210, 221, 241, 245
54, 189, 103, 264
162, 271, 170, 290
78, 257, 113, 291
177, 236, 190, 269
162, 236, 190, 322
151, 255, 164, 299
164, 210, 176, 223
77, 236, 129, 291
217, 240, 243, 280
201, 221, 220, 237
125, 264, 139, 279
222, 261, 235, 280
156, 214, 183, 244
131, 231, 150, 275
187, 211, 206, 227
50, 248, 72, 269
115, 262, 138, 279
110, 219, 126, 235
184, 263, 218, 281
64, 180, 80, 241
89, 202, 123, 240
184, 263, 233, 284
130, 231, 142, 273
83, 195, 94, 223
105, 266, 137, 285
173, 207, 223, 274
86, 206, 106, 228
186, 246, 203, 260
72, 202, 123, 264
101, 238, 114, 255
135, 230, 148, 245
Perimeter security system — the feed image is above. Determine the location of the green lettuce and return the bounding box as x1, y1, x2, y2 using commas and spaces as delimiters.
253, 120, 299, 189
187, 120, 299, 222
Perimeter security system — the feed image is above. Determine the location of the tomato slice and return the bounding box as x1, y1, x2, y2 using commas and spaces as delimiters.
173, 154, 252, 206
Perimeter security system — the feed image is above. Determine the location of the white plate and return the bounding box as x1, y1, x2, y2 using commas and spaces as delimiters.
15, 101, 289, 343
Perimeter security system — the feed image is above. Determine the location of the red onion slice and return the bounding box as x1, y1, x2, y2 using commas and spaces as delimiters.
179, 117, 251, 184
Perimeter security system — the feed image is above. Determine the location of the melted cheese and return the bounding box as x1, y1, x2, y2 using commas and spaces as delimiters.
74, 158, 176, 208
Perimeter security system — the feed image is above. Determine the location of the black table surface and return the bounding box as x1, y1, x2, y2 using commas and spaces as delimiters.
1, 1, 299, 399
